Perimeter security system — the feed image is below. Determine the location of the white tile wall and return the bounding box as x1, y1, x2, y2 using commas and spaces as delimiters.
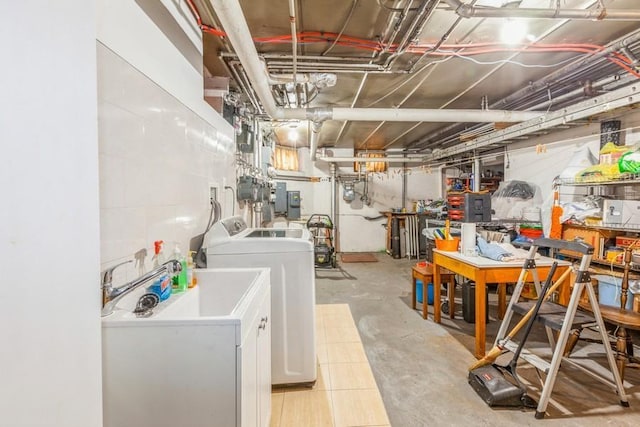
97, 44, 236, 282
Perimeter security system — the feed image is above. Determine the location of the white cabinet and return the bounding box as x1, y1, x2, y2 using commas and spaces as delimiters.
239, 286, 271, 427
102, 268, 272, 427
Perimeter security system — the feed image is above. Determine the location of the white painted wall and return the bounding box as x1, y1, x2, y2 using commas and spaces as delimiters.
97, 44, 236, 277
0, 2, 102, 426
96, 0, 236, 284
277, 149, 442, 252
505, 123, 601, 200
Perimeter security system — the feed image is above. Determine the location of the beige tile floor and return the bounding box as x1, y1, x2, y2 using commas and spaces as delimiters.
270, 304, 391, 427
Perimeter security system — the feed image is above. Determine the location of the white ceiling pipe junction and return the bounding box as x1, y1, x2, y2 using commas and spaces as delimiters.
443, 0, 640, 20
210, 0, 545, 161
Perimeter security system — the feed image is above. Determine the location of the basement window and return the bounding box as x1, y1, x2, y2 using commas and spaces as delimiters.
273, 145, 300, 171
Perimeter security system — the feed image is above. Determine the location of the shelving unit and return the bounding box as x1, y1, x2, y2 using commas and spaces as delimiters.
559, 177, 640, 272
480, 176, 502, 193
558, 173, 640, 186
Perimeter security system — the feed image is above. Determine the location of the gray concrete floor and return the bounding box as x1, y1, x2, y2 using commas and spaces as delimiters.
315, 253, 640, 427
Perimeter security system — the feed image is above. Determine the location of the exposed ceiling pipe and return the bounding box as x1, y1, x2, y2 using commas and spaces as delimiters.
385, 0, 440, 69
309, 121, 323, 161
406, 4, 596, 150
493, 29, 640, 110
288, 0, 299, 106
411, 29, 640, 150
380, 0, 416, 55
414, 73, 624, 150
210, 0, 544, 151
443, 0, 640, 20
317, 156, 426, 163
424, 83, 640, 162
407, 0, 478, 72
331, 108, 540, 122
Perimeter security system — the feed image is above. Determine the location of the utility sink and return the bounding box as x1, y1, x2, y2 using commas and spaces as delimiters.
101, 268, 268, 324
102, 267, 272, 427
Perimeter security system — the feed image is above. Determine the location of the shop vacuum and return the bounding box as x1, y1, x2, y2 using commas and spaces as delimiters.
468, 263, 557, 408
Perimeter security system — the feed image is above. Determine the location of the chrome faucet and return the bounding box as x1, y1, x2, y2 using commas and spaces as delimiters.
101, 259, 182, 317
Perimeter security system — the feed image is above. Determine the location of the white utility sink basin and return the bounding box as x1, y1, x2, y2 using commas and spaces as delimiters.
102, 268, 267, 324
102, 267, 272, 427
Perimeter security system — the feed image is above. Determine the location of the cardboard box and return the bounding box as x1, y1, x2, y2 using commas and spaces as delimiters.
615, 235, 640, 248
561, 225, 619, 259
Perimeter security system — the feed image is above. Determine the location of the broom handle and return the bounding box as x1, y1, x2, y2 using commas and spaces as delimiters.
511, 262, 557, 362
499, 267, 572, 345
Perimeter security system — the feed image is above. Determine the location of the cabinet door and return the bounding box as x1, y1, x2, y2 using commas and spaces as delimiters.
257, 289, 272, 427
240, 312, 259, 427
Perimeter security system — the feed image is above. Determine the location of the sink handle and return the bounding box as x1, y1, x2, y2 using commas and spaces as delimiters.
102, 260, 133, 287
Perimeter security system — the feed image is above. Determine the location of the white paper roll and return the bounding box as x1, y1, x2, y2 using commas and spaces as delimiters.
461, 223, 477, 256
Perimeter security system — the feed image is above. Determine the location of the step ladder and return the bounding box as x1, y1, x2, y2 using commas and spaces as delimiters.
494, 238, 629, 419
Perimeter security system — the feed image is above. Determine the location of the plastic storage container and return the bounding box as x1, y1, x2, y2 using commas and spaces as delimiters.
435, 237, 460, 251
595, 274, 634, 310
462, 281, 489, 323
416, 280, 434, 305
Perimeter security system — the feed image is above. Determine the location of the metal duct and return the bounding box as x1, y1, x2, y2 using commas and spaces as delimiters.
443, 0, 640, 20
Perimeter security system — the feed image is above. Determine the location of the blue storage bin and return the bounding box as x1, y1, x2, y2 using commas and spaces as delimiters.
595, 275, 634, 311
416, 280, 434, 305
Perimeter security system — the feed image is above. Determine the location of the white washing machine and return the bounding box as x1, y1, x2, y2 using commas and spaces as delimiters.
205, 216, 316, 386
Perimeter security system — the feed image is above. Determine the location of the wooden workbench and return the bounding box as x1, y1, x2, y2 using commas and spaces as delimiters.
432, 249, 572, 359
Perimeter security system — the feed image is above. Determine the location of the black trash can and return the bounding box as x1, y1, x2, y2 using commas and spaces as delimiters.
462, 281, 489, 323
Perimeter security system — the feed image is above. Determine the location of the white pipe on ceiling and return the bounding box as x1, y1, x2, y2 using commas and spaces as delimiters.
288, 0, 298, 103
443, 0, 640, 20
210, 0, 545, 156
332, 108, 540, 122
309, 121, 322, 161
317, 156, 426, 163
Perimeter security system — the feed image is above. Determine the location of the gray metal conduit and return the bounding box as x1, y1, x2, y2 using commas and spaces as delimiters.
443, 0, 640, 20
412, 73, 624, 150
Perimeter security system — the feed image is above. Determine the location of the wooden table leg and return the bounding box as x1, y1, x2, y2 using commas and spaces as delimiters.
434, 265, 442, 323
422, 280, 428, 320
498, 283, 506, 320
475, 273, 487, 359
615, 326, 629, 382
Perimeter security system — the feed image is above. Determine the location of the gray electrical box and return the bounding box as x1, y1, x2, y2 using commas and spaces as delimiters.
287, 191, 301, 220
275, 182, 287, 214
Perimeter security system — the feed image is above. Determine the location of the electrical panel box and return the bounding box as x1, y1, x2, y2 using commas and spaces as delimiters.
275, 182, 287, 214
237, 123, 254, 153
237, 176, 258, 202
287, 191, 301, 220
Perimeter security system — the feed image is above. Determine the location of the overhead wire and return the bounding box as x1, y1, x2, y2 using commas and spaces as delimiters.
184, 1, 640, 82
443, 52, 587, 68
322, 0, 360, 56
377, 0, 420, 12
